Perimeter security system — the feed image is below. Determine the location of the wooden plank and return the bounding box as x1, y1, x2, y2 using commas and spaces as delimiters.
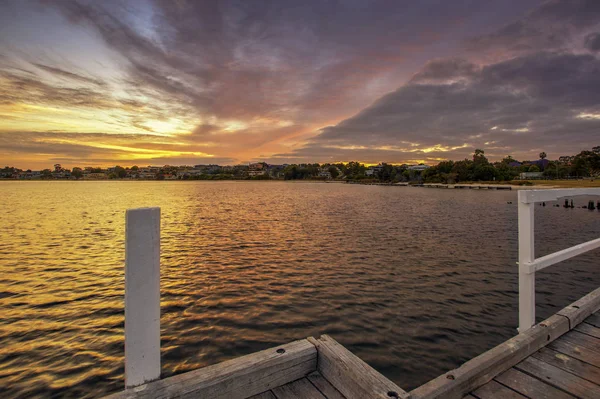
471, 379, 527, 398
494, 368, 575, 399
272, 378, 326, 399
409, 314, 569, 399
308, 335, 408, 399
557, 287, 600, 329
548, 335, 600, 368
514, 356, 600, 399
532, 347, 600, 385
561, 330, 600, 354
307, 371, 345, 399
249, 392, 276, 399
103, 339, 317, 399
575, 322, 600, 339
585, 313, 600, 328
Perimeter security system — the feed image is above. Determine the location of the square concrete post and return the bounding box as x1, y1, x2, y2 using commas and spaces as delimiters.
125, 207, 161, 387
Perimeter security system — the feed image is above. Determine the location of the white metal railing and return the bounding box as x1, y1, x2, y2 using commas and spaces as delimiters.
518, 188, 600, 332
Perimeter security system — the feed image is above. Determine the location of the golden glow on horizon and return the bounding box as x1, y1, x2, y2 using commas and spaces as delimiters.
326, 143, 470, 154
41, 137, 215, 159
501, 128, 529, 132
222, 120, 249, 132
418, 143, 470, 153
576, 112, 600, 120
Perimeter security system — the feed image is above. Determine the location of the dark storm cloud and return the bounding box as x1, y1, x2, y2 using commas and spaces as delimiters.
275, 0, 600, 163
297, 52, 600, 160
584, 32, 600, 51
410, 58, 480, 84
45, 0, 541, 122
468, 0, 600, 54
4, 0, 597, 165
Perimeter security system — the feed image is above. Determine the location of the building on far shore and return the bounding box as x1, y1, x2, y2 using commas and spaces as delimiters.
519, 172, 544, 179
248, 162, 267, 177
86, 172, 107, 180
407, 164, 430, 171
318, 168, 332, 179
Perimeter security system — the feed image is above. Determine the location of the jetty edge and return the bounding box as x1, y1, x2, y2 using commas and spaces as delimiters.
103, 188, 600, 399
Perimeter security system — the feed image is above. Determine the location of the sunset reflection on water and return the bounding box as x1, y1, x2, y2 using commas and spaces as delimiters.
0, 181, 598, 398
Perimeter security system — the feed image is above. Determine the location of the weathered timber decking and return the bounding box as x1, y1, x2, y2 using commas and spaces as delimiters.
103, 334, 407, 399
102, 286, 600, 399
411, 286, 600, 399
467, 310, 600, 399
248, 372, 345, 399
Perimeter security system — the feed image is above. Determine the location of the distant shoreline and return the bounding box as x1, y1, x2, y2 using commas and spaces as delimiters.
1, 178, 598, 189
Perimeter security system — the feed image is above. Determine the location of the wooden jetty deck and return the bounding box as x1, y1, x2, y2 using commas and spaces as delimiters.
466, 313, 600, 399
103, 287, 600, 399
103, 189, 599, 398
411, 287, 600, 399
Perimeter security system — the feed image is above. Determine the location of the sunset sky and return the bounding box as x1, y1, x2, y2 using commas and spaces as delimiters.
1, 0, 599, 169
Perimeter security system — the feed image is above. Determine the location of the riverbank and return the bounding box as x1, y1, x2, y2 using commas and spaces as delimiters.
1, 178, 598, 189
443, 180, 600, 189
342, 180, 598, 189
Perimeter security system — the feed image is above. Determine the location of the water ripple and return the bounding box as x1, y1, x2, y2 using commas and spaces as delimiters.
0, 181, 598, 398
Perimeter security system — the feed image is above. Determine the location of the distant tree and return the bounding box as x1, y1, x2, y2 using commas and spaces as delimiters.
495, 163, 519, 181
473, 164, 499, 181
131, 165, 139, 171
328, 166, 339, 179
528, 165, 541, 172
345, 161, 366, 179
543, 161, 569, 179
377, 163, 394, 181
539, 152, 547, 160
41, 169, 52, 179
114, 165, 127, 178
571, 150, 600, 177
437, 160, 454, 174
473, 149, 489, 167
452, 159, 474, 182
283, 165, 298, 180
72, 167, 83, 180
501, 155, 516, 164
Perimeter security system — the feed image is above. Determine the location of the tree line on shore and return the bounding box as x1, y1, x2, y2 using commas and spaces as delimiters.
2, 147, 598, 182
282, 148, 600, 183
421, 149, 599, 183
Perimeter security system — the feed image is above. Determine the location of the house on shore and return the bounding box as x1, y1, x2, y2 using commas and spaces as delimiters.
248, 162, 267, 177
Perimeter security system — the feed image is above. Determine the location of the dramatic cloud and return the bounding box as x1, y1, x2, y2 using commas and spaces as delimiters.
584, 32, 600, 51
467, 0, 600, 56
278, 0, 600, 163
0, 131, 234, 167
1, 0, 598, 167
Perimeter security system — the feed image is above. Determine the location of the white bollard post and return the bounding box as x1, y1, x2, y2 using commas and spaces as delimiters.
125, 207, 161, 388
517, 192, 535, 332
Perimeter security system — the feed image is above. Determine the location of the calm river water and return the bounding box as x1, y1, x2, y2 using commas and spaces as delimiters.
0, 181, 598, 398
